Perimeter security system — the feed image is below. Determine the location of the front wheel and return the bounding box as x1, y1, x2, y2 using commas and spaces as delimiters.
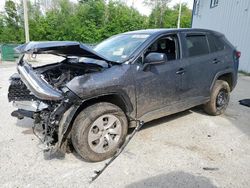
71, 102, 128, 162
203, 80, 230, 116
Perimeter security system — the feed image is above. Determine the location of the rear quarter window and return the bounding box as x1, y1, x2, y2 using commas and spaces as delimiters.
185, 35, 209, 57
207, 34, 225, 52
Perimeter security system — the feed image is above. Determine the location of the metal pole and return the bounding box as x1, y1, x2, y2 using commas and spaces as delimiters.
23, 0, 30, 42
177, 0, 182, 28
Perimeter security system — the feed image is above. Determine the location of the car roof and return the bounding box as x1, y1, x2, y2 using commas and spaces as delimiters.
123, 28, 223, 36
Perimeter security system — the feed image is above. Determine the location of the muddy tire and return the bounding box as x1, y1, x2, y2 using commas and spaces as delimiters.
71, 102, 128, 162
203, 80, 230, 116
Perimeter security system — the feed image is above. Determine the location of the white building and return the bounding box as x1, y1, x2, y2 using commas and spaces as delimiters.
192, 0, 250, 72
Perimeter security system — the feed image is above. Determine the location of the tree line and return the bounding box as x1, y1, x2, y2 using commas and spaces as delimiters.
0, 0, 192, 44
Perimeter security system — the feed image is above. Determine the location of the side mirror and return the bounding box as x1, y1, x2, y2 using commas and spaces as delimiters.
143, 52, 167, 71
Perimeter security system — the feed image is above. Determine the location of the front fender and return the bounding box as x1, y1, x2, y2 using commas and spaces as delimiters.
66, 64, 136, 116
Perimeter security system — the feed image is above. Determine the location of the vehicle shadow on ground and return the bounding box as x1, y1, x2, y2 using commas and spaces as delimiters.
126, 171, 217, 188
15, 117, 43, 136
190, 106, 209, 115
15, 117, 34, 128
132, 110, 193, 133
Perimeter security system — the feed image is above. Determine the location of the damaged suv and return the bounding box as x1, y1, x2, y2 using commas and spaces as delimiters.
8, 29, 240, 162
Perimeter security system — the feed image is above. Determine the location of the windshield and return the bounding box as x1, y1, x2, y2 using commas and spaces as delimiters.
94, 34, 150, 63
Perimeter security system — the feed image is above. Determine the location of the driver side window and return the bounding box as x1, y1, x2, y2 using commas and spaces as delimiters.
136, 34, 179, 64
147, 35, 179, 61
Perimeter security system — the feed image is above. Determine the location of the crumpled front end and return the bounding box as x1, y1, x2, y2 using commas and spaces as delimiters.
8, 57, 95, 156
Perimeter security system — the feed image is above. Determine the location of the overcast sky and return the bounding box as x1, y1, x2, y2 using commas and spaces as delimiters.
126, 0, 193, 15
0, 0, 193, 16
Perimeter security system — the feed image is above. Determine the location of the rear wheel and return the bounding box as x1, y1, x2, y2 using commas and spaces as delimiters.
71, 102, 128, 162
203, 80, 230, 116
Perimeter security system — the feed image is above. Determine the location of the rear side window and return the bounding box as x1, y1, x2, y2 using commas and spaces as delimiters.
186, 35, 209, 57
207, 34, 225, 52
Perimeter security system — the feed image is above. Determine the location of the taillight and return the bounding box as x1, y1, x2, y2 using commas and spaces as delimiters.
236, 51, 241, 59
233, 50, 241, 64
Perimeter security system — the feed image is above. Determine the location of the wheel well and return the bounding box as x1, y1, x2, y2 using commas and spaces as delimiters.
72, 94, 130, 126
60, 94, 133, 150
63, 94, 131, 142
77, 94, 130, 114
218, 73, 233, 91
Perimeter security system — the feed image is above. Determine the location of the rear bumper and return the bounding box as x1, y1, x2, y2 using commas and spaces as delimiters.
17, 61, 63, 101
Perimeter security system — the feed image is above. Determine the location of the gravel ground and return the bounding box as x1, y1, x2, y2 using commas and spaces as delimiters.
0, 63, 250, 188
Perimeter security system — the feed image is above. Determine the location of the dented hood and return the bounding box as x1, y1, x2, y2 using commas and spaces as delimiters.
15, 41, 108, 61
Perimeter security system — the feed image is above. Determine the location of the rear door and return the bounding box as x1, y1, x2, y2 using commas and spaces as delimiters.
179, 32, 215, 104
207, 34, 230, 73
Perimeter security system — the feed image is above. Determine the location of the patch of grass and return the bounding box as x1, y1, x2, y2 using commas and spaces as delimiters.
239, 70, 250, 76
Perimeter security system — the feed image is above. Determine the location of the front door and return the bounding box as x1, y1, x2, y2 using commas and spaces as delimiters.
134, 34, 184, 122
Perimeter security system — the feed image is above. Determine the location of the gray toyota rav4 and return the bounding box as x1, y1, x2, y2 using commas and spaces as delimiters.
8, 29, 240, 162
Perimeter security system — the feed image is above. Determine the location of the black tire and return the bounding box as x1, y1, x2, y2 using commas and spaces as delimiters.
71, 102, 128, 162
203, 80, 230, 116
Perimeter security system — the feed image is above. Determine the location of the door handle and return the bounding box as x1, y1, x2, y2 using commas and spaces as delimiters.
176, 68, 185, 75
212, 58, 221, 64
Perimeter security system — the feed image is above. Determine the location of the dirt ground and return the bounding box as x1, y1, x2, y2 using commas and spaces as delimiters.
0, 63, 250, 188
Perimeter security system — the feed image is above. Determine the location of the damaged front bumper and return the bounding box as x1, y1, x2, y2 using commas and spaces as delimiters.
13, 100, 49, 112
9, 59, 82, 157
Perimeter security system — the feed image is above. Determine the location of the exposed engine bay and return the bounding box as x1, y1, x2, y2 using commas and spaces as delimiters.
37, 61, 103, 89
